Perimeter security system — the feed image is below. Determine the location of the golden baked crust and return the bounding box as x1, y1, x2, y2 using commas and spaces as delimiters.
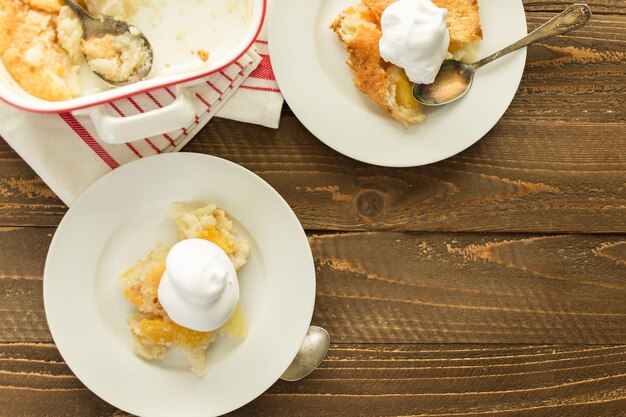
22, 0, 64, 13
0, 0, 24, 55
362, 0, 482, 50
0, 0, 139, 101
434, 0, 482, 48
360, 0, 392, 25
2, 7, 79, 101
331, 8, 390, 114
331, 3, 424, 126
331, 0, 482, 125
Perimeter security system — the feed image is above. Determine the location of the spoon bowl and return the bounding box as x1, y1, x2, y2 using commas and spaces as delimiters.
413, 60, 475, 106
64, 0, 153, 86
280, 326, 330, 382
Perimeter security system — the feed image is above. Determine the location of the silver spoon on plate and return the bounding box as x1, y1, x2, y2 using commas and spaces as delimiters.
64, 0, 153, 86
413, 3, 592, 106
280, 326, 330, 381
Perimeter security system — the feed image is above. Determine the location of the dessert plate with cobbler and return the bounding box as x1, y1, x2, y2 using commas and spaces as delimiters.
43, 153, 316, 417
269, 0, 527, 167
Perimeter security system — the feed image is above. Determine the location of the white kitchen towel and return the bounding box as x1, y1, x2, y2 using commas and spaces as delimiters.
218, 40, 282, 127
0, 8, 284, 206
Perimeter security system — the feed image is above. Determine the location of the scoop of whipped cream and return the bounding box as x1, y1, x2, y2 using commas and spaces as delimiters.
379, 0, 450, 85
158, 238, 239, 332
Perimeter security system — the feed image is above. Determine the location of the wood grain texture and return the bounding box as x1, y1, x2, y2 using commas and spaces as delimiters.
0, 140, 66, 226
311, 232, 626, 343
2, 228, 624, 344
0, 3, 624, 415
1, 343, 625, 417
0, 228, 52, 342
234, 344, 626, 417
0, 13, 624, 232
522, 0, 626, 15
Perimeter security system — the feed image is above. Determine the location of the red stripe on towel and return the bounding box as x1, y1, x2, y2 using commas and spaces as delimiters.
195, 93, 212, 109
240, 85, 281, 93
144, 93, 177, 146
144, 138, 161, 153
145, 92, 162, 108
206, 81, 223, 95
125, 98, 162, 153
249, 54, 275, 81
107, 103, 147, 157
126, 143, 143, 158
164, 87, 176, 99
219, 71, 233, 83
59, 113, 120, 169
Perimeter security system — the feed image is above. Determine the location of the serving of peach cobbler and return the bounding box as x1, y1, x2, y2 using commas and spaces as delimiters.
119, 203, 250, 375
331, 0, 483, 126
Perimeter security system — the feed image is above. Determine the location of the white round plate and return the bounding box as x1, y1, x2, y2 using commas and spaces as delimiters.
44, 153, 316, 417
269, 0, 527, 167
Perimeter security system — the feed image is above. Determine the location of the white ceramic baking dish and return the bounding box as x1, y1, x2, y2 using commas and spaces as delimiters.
0, 0, 265, 143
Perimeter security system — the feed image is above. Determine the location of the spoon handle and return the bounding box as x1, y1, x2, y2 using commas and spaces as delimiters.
473, 3, 591, 69
63, 0, 94, 22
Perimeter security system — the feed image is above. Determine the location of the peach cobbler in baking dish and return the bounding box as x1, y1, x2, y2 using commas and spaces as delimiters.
119, 203, 250, 375
0, 0, 144, 100
331, 0, 483, 126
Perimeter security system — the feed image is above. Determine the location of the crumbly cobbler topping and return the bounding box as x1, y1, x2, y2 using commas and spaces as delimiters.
119, 203, 250, 375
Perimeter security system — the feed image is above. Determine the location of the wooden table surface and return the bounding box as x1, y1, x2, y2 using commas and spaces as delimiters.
1, 1, 626, 415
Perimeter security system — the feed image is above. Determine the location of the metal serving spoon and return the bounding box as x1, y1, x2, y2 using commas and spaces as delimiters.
280, 326, 330, 382
413, 3, 592, 106
64, 0, 153, 85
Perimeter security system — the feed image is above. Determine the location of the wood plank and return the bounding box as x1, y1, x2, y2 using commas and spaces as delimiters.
0, 141, 66, 226
3, 116, 626, 233
0, 14, 624, 231
511, 13, 625, 123
236, 344, 626, 417
522, 0, 626, 15
1, 343, 625, 416
208, 118, 626, 233
311, 232, 626, 343
0, 228, 52, 342
2, 228, 624, 344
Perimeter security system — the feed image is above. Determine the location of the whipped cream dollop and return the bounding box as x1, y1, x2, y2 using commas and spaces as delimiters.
158, 238, 239, 332
379, 0, 450, 85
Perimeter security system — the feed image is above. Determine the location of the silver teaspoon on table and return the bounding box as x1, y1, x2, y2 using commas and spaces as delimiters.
280, 326, 330, 382
64, 0, 153, 86
413, 3, 592, 106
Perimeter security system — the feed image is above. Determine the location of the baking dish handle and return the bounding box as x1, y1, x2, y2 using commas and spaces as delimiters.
72, 85, 196, 144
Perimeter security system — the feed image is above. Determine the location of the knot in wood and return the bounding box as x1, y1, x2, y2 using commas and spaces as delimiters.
357, 191, 384, 217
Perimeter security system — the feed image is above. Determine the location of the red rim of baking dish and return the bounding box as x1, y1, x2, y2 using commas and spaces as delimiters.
0, 0, 267, 114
